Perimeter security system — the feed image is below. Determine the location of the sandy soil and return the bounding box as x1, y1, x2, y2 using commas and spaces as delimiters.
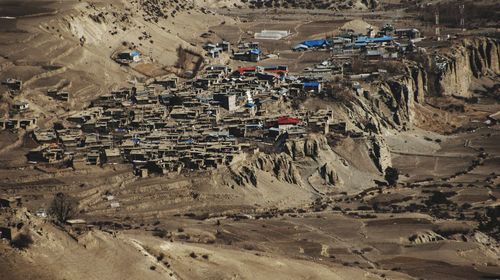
0, 1, 499, 280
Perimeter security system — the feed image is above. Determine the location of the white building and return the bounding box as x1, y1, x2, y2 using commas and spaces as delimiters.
254, 30, 290, 40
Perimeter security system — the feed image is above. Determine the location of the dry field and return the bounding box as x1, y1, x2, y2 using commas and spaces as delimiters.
0, 1, 499, 280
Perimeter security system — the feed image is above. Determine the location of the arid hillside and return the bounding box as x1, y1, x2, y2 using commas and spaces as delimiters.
0, 0, 499, 279
0, 0, 233, 124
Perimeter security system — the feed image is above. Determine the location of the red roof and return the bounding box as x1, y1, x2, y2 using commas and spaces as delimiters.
237, 67, 257, 74
277, 116, 300, 125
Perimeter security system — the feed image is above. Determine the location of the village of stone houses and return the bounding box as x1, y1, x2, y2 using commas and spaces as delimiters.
0, 1, 499, 279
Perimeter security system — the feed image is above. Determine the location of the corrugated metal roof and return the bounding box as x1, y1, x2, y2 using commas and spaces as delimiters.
302, 39, 330, 48
303, 81, 320, 87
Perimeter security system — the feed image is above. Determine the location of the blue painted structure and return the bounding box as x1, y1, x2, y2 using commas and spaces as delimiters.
354, 36, 394, 46
302, 39, 331, 48
303, 81, 322, 92
303, 81, 320, 87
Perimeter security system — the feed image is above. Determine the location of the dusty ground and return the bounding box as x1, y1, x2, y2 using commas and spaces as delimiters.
0, 0, 499, 279
1, 120, 498, 280
0, 0, 232, 127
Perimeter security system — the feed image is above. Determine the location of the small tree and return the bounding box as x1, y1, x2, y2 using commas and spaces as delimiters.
49, 192, 78, 223
384, 167, 399, 186
426, 191, 450, 206
11, 233, 33, 250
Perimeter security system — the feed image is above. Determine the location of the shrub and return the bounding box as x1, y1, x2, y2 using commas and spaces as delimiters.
157, 253, 165, 261
384, 167, 399, 186
152, 230, 167, 239
11, 233, 33, 250
49, 192, 78, 223
426, 191, 450, 206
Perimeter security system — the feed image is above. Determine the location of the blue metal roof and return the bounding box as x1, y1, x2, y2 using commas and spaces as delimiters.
302, 39, 330, 48
370, 36, 394, 42
303, 81, 321, 87
355, 36, 394, 45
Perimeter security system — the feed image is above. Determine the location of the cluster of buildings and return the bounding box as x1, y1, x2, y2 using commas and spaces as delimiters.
204, 41, 265, 62
0, 117, 37, 130
1, 78, 22, 94
114, 50, 142, 65
0, 22, 428, 177
293, 24, 421, 59
233, 41, 263, 62
203, 41, 231, 59
24, 62, 356, 176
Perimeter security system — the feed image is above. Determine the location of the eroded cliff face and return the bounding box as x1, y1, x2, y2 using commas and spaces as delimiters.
283, 134, 391, 175
319, 162, 342, 186
434, 37, 499, 97
283, 134, 392, 190
283, 134, 330, 160
377, 66, 426, 128
229, 152, 303, 187
339, 62, 428, 134
225, 38, 497, 191
361, 0, 379, 9
364, 37, 498, 131
283, 135, 344, 188
253, 153, 303, 185
368, 135, 392, 173
226, 134, 386, 191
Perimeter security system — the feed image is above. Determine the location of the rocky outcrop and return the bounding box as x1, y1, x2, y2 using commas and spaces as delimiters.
409, 231, 445, 244
285, 132, 390, 174
230, 152, 302, 187
376, 64, 427, 129
361, 0, 379, 9
320, 40, 495, 133
254, 153, 303, 185
434, 37, 499, 97
365, 38, 497, 131
283, 134, 329, 160
368, 135, 391, 173
319, 163, 342, 186
378, 80, 413, 127
229, 134, 341, 188
409, 65, 427, 104
230, 165, 258, 187
467, 38, 500, 77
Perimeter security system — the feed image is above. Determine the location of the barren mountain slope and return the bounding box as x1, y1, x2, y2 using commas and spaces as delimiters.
0, 0, 234, 125
0, 0, 499, 279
